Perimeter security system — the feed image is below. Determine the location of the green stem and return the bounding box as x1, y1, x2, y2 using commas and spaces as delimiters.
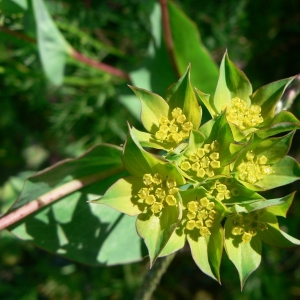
134, 253, 176, 300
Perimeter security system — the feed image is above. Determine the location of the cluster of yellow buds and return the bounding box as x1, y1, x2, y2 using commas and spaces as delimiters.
137, 173, 179, 214
185, 197, 218, 237
226, 97, 264, 130
207, 179, 233, 201
155, 107, 193, 144
237, 151, 273, 184
180, 140, 221, 179
231, 210, 268, 243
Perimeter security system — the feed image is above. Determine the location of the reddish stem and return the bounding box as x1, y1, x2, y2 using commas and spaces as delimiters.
0, 167, 124, 231
159, 0, 181, 78
72, 50, 130, 80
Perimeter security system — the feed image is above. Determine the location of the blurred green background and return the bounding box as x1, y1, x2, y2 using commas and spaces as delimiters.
1, 0, 300, 299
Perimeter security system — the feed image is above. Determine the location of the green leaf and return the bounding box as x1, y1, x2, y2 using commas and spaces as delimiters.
250, 156, 300, 191
224, 218, 262, 289
166, 66, 201, 130
8, 145, 143, 266
251, 77, 294, 119
32, 0, 73, 85
231, 193, 295, 215
258, 212, 300, 247
168, 1, 219, 95
158, 224, 186, 257
267, 193, 295, 217
0, 0, 27, 13
129, 86, 169, 133
131, 127, 168, 150
91, 176, 145, 216
256, 111, 300, 139
136, 203, 181, 265
214, 52, 252, 114
256, 131, 295, 164
194, 88, 216, 118
122, 126, 166, 177
188, 231, 219, 282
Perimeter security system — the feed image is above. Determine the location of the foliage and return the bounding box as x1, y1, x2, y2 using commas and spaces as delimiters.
1, 0, 300, 299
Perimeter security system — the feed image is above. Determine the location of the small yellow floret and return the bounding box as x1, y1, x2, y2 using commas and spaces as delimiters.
166, 178, 177, 189
200, 197, 209, 207
197, 168, 206, 178
155, 188, 165, 199
182, 122, 193, 131
145, 195, 156, 205
143, 174, 153, 185
187, 201, 198, 212
191, 162, 200, 171
196, 148, 205, 158
180, 161, 191, 171
186, 220, 196, 230
165, 195, 177, 206
176, 114, 186, 124
172, 107, 182, 118
138, 188, 149, 200
151, 202, 163, 214
242, 232, 252, 243
187, 211, 196, 220
210, 161, 220, 169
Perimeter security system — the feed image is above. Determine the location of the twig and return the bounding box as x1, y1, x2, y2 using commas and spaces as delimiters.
1, 27, 130, 80
0, 167, 124, 231
134, 253, 176, 300
72, 50, 130, 80
159, 0, 181, 78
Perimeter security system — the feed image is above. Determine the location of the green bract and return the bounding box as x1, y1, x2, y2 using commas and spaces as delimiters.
93, 52, 300, 288
196, 52, 300, 141
130, 66, 202, 151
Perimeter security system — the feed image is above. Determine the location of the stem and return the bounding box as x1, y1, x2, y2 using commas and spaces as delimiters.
0, 167, 124, 231
159, 0, 181, 78
0, 27, 129, 81
134, 253, 176, 300
72, 50, 130, 80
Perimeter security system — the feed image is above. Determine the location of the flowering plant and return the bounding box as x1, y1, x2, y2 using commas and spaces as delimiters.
93, 52, 300, 287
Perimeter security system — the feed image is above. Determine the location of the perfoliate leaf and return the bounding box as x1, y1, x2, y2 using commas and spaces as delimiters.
251, 77, 294, 119
91, 176, 144, 216
129, 86, 169, 133
136, 203, 182, 266
224, 218, 262, 289
214, 52, 252, 114
32, 0, 73, 85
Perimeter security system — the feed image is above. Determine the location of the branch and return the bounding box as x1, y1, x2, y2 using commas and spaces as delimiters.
1, 27, 130, 80
72, 50, 130, 80
0, 166, 124, 231
159, 0, 181, 78
134, 253, 176, 300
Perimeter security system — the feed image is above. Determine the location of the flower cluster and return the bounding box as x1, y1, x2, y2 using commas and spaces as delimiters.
180, 140, 221, 179
237, 151, 273, 184
226, 97, 264, 130
96, 52, 300, 287
155, 107, 193, 144
185, 197, 218, 237
137, 173, 179, 214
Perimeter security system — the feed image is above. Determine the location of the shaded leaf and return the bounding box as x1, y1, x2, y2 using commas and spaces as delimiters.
8, 145, 143, 265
